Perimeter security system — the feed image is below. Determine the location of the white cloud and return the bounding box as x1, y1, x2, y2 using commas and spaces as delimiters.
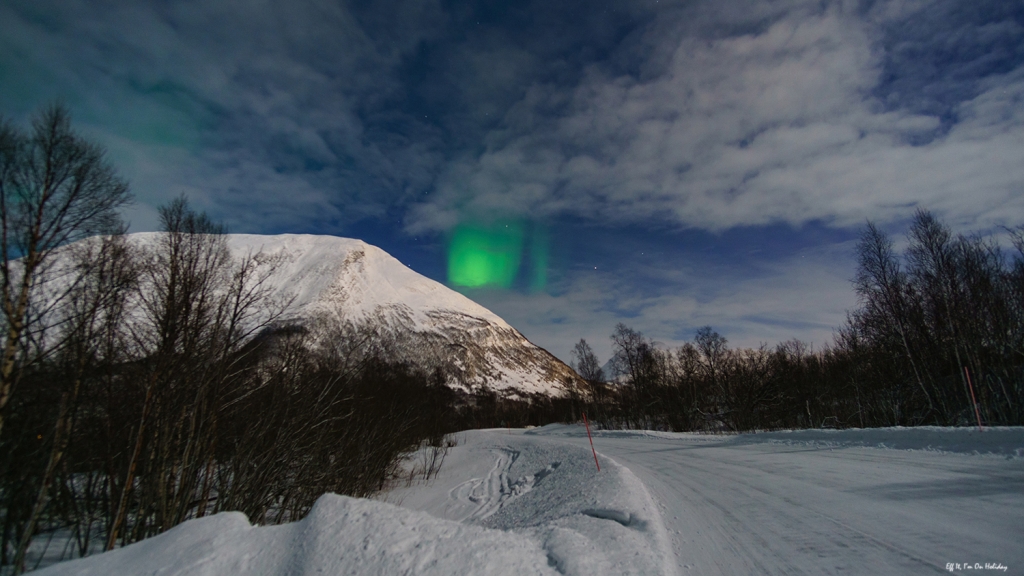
410, 0, 1024, 234
9, 0, 1018, 237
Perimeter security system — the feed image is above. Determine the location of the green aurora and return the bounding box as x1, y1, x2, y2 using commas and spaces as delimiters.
447, 221, 548, 290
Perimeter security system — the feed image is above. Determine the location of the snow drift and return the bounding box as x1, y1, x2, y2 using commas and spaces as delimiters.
32, 495, 559, 576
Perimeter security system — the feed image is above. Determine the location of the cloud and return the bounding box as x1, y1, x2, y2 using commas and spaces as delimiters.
4, 0, 1020, 238
3, 0, 664, 234
409, 0, 1024, 233
0, 0, 450, 232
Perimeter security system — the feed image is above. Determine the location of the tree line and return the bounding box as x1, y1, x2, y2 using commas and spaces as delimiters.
571, 210, 1024, 432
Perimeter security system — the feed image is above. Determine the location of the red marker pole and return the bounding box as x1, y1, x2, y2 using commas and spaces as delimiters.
964, 367, 983, 432
582, 412, 600, 472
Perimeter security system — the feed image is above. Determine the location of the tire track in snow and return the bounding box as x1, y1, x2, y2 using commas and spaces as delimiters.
448, 448, 561, 522
668, 457, 941, 574
393, 431, 681, 575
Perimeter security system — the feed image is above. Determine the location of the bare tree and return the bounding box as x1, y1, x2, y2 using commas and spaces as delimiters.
609, 324, 663, 428
0, 104, 131, 439
694, 326, 728, 385
610, 324, 658, 388
570, 339, 604, 383
854, 221, 937, 420
11, 234, 136, 573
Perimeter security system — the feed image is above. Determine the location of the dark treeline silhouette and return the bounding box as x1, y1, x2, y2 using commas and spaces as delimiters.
577, 210, 1024, 432
453, 389, 584, 431
0, 200, 463, 572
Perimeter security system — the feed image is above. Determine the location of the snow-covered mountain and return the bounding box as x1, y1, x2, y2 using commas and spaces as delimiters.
188, 233, 580, 398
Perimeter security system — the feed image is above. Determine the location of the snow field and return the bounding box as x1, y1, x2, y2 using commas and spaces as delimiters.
35, 425, 1023, 575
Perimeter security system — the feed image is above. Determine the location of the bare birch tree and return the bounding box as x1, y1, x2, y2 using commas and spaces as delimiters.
0, 104, 131, 439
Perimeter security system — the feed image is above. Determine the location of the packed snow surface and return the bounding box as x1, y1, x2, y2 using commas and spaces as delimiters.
36, 426, 1024, 575
528, 425, 1024, 574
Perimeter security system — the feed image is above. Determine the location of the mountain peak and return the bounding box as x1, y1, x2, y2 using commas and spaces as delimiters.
179, 233, 581, 398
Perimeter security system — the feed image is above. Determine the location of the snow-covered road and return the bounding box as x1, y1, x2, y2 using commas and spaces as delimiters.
525, 427, 1023, 575
36, 426, 1023, 575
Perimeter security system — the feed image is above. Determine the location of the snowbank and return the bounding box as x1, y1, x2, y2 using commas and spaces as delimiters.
36, 430, 676, 576
34, 494, 558, 576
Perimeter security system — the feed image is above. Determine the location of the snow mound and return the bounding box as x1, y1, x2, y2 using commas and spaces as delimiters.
34, 494, 559, 576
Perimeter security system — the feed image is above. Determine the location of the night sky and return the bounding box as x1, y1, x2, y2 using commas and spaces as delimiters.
3, 0, 1023, 364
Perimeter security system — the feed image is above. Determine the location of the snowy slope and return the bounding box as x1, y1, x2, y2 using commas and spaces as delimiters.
126, 233, 580, 397
215, 234, 510, 330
